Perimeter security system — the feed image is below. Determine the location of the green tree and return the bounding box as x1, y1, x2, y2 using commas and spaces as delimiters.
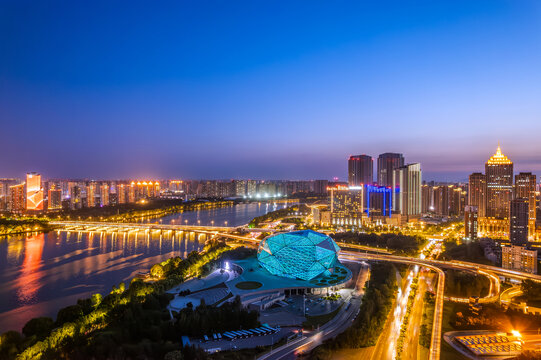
91, 293, 102, 308
151, 263, 165, 278
55, 305, 83, 326
22, 317, 54, 339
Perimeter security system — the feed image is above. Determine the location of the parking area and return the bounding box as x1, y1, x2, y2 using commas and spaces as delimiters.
195, 325, 298, 352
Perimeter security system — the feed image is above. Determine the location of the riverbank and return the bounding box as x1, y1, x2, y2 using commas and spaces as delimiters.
0, 219, 57, 238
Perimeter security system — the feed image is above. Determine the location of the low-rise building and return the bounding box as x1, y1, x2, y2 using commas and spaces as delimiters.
501, 245, 538, 274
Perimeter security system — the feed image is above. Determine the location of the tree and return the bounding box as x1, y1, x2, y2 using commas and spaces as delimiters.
91, 293, 102, 308
164, 350, 183, 360
22, 317, 54, 339
151, 263, 164, 279
55, 304, 83, 326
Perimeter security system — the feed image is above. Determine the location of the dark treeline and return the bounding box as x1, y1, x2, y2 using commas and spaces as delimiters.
0, 242, 242, 360
444, 269, 490, 298
440, 240, 492, 265
0, 218, 54, 236
310, 263, 397, 359
520, 280, 541, 306
175, 296, 259, 336
332, 232, 424, 255
249, 204, 309, 227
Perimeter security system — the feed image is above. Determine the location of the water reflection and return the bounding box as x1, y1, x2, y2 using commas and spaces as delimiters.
0, 202, 292, 333
0, 230, 201, 333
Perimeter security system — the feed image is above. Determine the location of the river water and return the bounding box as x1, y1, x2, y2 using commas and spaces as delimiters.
0, 202, 291, 333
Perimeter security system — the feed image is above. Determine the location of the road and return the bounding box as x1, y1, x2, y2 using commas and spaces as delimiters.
402, 270, 430, 360
258, 264, 370, 360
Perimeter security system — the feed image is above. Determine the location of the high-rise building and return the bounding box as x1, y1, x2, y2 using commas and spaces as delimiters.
9, 183, 25, 213
365, 185, 392, 217
502, 245, 537, 274
348, 155, 373, 186
515, 172, 536, 240
468, 173, 486, 218
377, 153, 404, 187
48, 185, 62, 210
392, 163, 422, 217
464, 205, 478, 241
421, 184, 433, 214
87, 182, 98, 207
433, 185, 449, 216
101, 183, 109, 206
26, 172, 44, 211
485, 145, 513, 219
510, 198, 529, 245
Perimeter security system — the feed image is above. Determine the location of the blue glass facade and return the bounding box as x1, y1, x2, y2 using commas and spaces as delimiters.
257, 230, 340, 281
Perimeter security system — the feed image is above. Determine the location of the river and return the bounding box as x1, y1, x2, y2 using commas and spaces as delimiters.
0, 202, 292, 333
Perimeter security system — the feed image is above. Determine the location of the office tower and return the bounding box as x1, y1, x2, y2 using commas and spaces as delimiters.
392, 163, 422, 217
314, 180, 329, 195
26, 172, 44, 211
502, 245, 537, 274
329, 186, 364, 227
377, 153, 405, 187
348, 155, 373, 186
247, 180, 257, 196
48, 185, 62, 210
468, 173, 486, 217
101, 183, 109, 206
9, 183, 25, 213
509, 198, 529, 245
128, 182, 136, 202
464, 205, 478, 241
485, 145, 513, 219
515, 172, 536, 239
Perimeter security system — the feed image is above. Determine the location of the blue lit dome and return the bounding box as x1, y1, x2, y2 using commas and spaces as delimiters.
257, 230, 341, 281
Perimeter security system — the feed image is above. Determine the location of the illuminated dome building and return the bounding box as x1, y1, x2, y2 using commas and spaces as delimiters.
257, 230, 340, 281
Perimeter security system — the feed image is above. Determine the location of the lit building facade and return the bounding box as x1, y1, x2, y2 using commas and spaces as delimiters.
26, 172, 43, 211
329, 186, 365, 227
502, 245, 538, 274
100, 183, 109, 206
515, 172, 536, 240
468, 173, 486, 218
464, 205, 478, 241
377, 153, 404, 187
48, 185, 62, 210
392, 163, 422, 218
485, 146, 513, 219
9, 183, 25, 213
348, 155, 373, 186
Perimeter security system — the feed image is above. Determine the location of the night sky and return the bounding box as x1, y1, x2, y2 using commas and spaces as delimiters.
1, 1, 541, 181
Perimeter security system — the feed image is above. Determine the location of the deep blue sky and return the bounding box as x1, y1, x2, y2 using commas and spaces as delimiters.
1, 1, 540, 181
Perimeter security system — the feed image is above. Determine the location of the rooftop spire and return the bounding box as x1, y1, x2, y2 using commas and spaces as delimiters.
487, 143, 512, 165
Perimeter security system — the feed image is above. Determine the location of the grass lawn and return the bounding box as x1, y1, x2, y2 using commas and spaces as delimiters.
234, 281, 263, 290
302, 304, 343, 329
439, 301, 469, 360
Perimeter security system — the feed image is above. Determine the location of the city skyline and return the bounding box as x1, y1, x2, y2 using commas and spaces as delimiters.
2, 1, 541, 180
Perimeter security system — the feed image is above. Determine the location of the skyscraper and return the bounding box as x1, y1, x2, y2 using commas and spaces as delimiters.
509, 198, 528, 245
392, 163, 422, 217
26, 172, 43, 211
348, 155, 373, 186
485, 145, 513, 219
377, 153, 404, 187
515, 172, 536, 240
468, 173, 486, 217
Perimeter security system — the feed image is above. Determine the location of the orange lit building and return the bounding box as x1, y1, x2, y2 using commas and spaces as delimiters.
26, 172, 43, 211
48, 184, 62, 210
10, 183, 25, 213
